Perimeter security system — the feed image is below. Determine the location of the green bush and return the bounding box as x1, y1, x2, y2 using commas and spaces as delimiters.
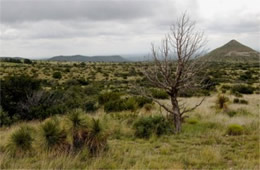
134, 96, 152, 107
227, 124, 244, 136
104, 97, 138, 113
226, 110, 237, 117
151, 89, 168, 99
231, 84, 254, 94
133, 115, 173, 138
233, 98, 248, 104
7, 126, 34, 155
85, 100, 98, 112
0, 107, 11, 126
233, 98, 239, 103
98, 91, 120, 105
239, 99, 248, 104
52, 72, 62, 79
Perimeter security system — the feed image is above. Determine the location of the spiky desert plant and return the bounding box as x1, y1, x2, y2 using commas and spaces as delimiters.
40, 119, 68, 152
66, 109, 89, 150
6, 126, 34, 156
216, 94, 229, 109
85, 119, 108, 155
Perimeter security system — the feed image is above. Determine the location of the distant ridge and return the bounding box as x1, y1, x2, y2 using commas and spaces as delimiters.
48, 55, 128, 62
203, 40, 260, 62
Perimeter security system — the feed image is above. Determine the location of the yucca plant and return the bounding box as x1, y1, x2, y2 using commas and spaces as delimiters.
66, 109, 89, 150
85, 119, 108, 155
216, 94, 229, 109
40, 119, 68, 152
7, 126, 34, 156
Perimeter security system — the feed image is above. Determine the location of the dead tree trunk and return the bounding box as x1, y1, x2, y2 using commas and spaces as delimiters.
142, 13, 207, 133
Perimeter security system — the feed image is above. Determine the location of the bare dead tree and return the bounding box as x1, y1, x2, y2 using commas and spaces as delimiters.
142, 13, 208, 133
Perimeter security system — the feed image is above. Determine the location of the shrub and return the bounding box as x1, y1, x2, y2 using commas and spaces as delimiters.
7, 126, 34, 155
98, 91, 120, 105
0, 107, 11, 126
239, 99, 248, 104
231, 84, 254, 94
233, 98, 248, 104
86, 119, 108, 155
134, 96, 152, 107
104, 97, 138, 113
40, 119, 68, 151
85, 100, 98, 112
227, 124, 244, 136
216, 95, 229, 109
226, 110, 237, 117
233, 98, 239, 103
52, 72, 62, 79
133, 115, 173, 138
144, 103, 153, 112
0, 75, 41, 120
24, 59, 33, 64
151, 89, 168, 99
186, 118, 199, 124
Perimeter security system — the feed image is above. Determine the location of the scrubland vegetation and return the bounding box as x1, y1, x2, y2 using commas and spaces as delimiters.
0, 59, 259, 169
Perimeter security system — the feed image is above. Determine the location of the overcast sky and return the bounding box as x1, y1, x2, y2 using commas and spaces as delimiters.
0, 0, 259, 58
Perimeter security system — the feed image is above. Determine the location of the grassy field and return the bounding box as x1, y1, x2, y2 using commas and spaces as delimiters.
0, 60, 259, 169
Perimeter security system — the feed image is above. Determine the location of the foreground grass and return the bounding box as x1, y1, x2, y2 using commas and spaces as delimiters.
0, 95, 259, 169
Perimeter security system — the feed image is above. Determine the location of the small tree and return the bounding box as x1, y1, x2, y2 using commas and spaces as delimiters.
142, 13, 207, 133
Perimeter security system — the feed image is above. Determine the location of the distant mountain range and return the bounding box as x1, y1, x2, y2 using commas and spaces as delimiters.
47, 55, 128, 62
202, 40, 260, 62
1, 40, 259, 63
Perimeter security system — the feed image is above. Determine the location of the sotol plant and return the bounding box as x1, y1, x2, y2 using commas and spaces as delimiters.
7, 126, 34, 156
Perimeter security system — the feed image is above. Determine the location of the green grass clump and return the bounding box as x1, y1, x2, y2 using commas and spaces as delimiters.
133, 115, 173, 138
40, 119, 68, 151
86, 119, 108, 155
6, 126, 34, 156
227, 124, 244, 136
66, 109, 89, 150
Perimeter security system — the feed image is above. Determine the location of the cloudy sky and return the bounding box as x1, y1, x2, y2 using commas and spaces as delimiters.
0, 0, 259, 58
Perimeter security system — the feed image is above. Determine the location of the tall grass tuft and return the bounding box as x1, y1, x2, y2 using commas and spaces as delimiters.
6, 126, 34, 156
86, 119, 108, 155
66, 109, 89, 150
40, 119, 69, 152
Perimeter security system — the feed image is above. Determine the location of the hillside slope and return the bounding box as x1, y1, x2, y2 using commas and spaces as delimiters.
203, 40, 260, 62
48, 55, 128, 62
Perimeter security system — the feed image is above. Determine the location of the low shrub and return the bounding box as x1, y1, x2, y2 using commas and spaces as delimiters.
233, 98, 239, 103
85, 100, 98, 112
144, 103, 153, 112
133, 115, 173, 138
231, 84, 254, 94
186, 118, 199, 124
134, 96, 152, 107
227, 124, 244, 136
226, 110, 237, 117
52, 72, 62, 79
7, 126, 34, 156
233, 98, 248, 104
0, 107, 11, 126
239, 99, 248, 104
150, 89, 168, 99
98, 91, 120, 105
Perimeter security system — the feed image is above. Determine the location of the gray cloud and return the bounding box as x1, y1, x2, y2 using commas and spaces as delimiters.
0, 0, 259, 57
0, 0, 163, 23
